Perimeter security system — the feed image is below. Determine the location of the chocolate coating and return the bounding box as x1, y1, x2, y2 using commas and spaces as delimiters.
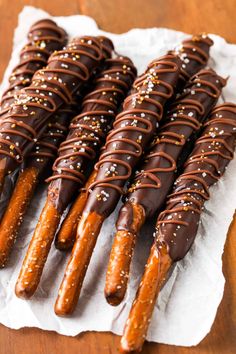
155, 103, 236, 261
46, 55, 136, 212
173, 33, 213, 88
0, 36, 106, 176
84, 54, 182, 218
0, 19, 67, 116
23, 102, 77, 179
22, 37, 114, 181
118, 69, 225, 227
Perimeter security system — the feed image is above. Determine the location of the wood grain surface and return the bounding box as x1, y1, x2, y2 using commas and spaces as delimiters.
0, 1, 235, 353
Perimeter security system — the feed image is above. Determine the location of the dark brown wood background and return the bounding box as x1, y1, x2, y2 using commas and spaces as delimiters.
0, 1, 235, 353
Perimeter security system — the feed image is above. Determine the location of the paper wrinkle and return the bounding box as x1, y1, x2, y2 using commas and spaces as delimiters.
0, 5, 235, 346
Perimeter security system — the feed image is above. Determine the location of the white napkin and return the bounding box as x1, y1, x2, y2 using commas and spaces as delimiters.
0, 5, 235, 346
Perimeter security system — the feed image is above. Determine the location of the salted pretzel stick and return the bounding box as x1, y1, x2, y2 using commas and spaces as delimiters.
0, 35, 105, 195
54, 53, 182, 316
55, 170, 97, 249
0, 101, 78, 267
55, 33, 213, 252
120, 103, 236, 352
105, 68, 225, 305
0, 19, 67, 117
0, 37, 114, 267
15, 50, 136, 299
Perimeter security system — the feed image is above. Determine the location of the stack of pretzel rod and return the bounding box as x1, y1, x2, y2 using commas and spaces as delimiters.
55, 33, 214, 251
0, 36, 114, 268
51, 52, 183, 315
120, 102, 236, 352
0, 19, 67, 118
104, 68, 225, 305
14, 46, 137, 298
0, 35, 108, 195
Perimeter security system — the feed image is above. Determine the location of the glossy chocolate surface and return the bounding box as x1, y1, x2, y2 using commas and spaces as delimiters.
0, 19, 67, 116
46, 54, 136, 212
120, 69, 225, 221
155, 103, 236, 261
0, 36, 106, 175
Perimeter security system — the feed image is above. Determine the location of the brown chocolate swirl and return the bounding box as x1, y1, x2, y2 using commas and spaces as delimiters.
83, 54, 182, 218
0, 36, 107, 176
155, 103, 236, 261
45, 55, 136, 212
118, 69, 226, 225
0, 19, 67, 116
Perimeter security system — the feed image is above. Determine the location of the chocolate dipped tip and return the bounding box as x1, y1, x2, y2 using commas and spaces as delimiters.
97, 36, 114, 58
28, 18, 68, 47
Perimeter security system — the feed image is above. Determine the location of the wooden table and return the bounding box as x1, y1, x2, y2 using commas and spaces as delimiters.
0, 1, 235, 353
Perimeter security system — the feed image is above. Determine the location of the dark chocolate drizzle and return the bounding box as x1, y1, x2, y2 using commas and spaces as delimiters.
46, 55, 137, 212
0, 19, 67, 116
83, 54, 182, 217
155, 103, 236, 261
119, 69, 225, 222
0, 36, 106, 175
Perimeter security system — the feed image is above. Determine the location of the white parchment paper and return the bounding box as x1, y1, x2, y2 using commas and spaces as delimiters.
0, 6, 235, 346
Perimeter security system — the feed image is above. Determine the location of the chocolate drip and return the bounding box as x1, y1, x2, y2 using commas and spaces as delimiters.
0, 36, 107, 176
155, 103, 236, 261
0, 19, 67, 115
45, 55, 136, 212
118, 69, 225, 225
173, 33, 213, 87
84, 54, 182, 218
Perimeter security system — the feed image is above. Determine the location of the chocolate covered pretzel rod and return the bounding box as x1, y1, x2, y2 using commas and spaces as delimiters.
0, 19, 67, 116
0, 35, 106, 194
0, 37, 114, 268
105, 69, 225, 305
55, 33, 213, 251
15, 51, 136, 299
54, 53, 182, 316
0, 101, 78, 267
120, 103, 236, 352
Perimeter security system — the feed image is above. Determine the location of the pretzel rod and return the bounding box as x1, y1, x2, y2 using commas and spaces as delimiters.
0, 167, 38, 267
121, 243, 172, 353
0, 35, 105, 196
0, 19, 67, 117
55, 170, 97, 249
105, 68, 225, 305
0, 101, 78, 267
15, 50, 136, 299
54, 53, 182, 315
120, 103, 236, 352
